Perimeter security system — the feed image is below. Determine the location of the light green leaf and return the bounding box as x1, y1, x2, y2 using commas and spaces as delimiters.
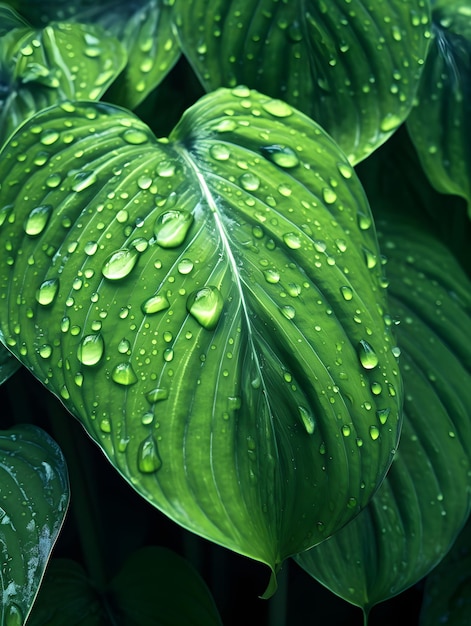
294, 216, 471, 613
0, 88, 402, 574
420, 517, 471, 626
28, 548, 223, 626
0, 20, 127, 145
174, 0, 431, 164
0, 424, 69, 625
407, 1, 471, 217
0, 344, 20, 385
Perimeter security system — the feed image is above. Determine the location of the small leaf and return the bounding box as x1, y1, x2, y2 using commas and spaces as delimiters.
0, 89, 402, 572
0, 344, 20, 385
0, 424, 69, 625
294, 217, 471, 612
175, 0, 431, 164
407, 1, 471, 217
0, 21, 127, 144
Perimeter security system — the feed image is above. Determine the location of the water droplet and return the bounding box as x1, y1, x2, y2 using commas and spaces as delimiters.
263, 269, 280, 283
102, 248, 139, 280
123, 129, 148, 144
141, 294, 170, 315
177, 258, 194, 274
363, 247, 377, 269
72, 171, 97, 192
154, 209, 193, 248
337, 162, 353, 179
377, 408, 390, 424
322, 187, 337, 204
45, 173, 62, 188
280, 305, 296, 320
342, 424, 351, 437
298, 406, 315, 435
24, 204, 53, 236
186, 286, 224, 330
357, 212, 372, 230
137, 436, 161, 473
261, 145, 299, 168
358, 340, 379, 370
371, 381, 382, 395
369, 425, 380, 440
239, 172, 260, 191
156, 160, 176, 177
112, 362, 138, 386
340, 286, 353, 301
36, 278, 59, 306
163, 348, 174, 362
380, 113, 402, 132
283, 232, 301, 249
210, 144, 231, 160
40, 130, 60, 145
38, 344, 52, 359
214, 119, 237, 133
262, 99, 293, 117
77, 334, 104, 366
100, 418, 111, 433
231, 85, 251, 98
146, 387, 168, 403
84, 241, 98, 255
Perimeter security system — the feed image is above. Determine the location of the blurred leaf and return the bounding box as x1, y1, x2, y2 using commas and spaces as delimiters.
0, 3, 29, 37
0, 343, 20, 385
0, 424, 69, 625
294, 216, 471, 613
420, 517, 471, 626
0, 20, 126, 144
28, 548, 223, 626
174, 0, 431, 164
0, 88, 401, 575
407, 1, 471, 217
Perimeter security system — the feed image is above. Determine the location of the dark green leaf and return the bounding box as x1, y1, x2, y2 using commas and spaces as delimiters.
174, 0, 431, 164
0, 344, 20, 385
0, 89, 402, 573
0, 3, 29, 37
0, 21, 127, 145
28, 548, 223, 626
407, 1, 471, 216
420, 517, 471, 626
0, 425, 69, 625
294, 217, 471, 612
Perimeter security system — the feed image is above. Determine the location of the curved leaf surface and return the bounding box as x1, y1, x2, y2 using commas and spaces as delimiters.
28, 549, 223, 626
419, 517, 471, 626
0, 88, 402, 571
0, 344, 20, 386
0, 425, 69, 625
294, 217, 471, 611
0, 3, 29, 37
407, 1, 471, 217
0, 21, 127, 145
174, 0, 431, 164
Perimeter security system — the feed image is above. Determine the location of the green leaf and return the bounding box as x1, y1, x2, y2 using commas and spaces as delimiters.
419, 517, 471, 626
0, 424, 69, 625
407, 1, 471, 217
0, 344, 20, 385
0, 88, 402, 573
0, 21, 127, 145
0, 3, 29, 37
294, 216, 471, 612
174, 0, 431, 164
28, 548, 223, 626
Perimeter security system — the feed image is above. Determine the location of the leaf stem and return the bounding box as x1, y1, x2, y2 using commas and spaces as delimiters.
268, 561, 289, 626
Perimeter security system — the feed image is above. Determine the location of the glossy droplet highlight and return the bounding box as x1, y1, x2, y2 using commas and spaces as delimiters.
24, 205, 53, 236
340, 286, 353, 301
298, 406, 315, 435
283, 232, 301, 249
112, 362, 138, 386
141, 294, 170, 315
154, 209, 193, 248
138, 436, 162, 473
146, 387, 168, 403
240, 172, 260, 191
358, 340, 379, 370
261, 145, 299, 168
262, 99, 293, 117
187, 286, 224, 330
35, 278, 59, 306
369, 425, 380, 440
77, 334, 104, 366
102, 248, 139, 280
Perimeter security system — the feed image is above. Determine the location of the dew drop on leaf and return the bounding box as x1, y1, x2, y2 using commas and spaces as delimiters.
154, 209, 193, 248
260, 145, 299, 168
177, 258, 194, 274
141, 294, 170, 315
122, 129, 149, 145
263, 269, 280, 283
146, 387, 168, 403
72, 171, 98, 192
280, 305, 296, 320
138, 435, 162, 473
209, 144, 231, 160
377, 408, 390, 424
369, 425, 380, 440
239, 172, 260, 191
262, 99, 293, 118
77, 334, 104, 366
357, 339, 379, 370
322, 187, 337, 204
340, 286, 353, 301
35, 278, 59, 306
24, 204, 53, 236
186, 286, 224, 330
102, 248, 139, 280
283, 232, 301, 249
112, 362, 138, 386
298, 406, 315, 435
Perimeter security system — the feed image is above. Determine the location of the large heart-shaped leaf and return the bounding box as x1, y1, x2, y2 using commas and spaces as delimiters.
294, 216, 471, 613
0, 424, 69, 625
27, 548, 223, 625
0, 19, 127, 145
0, 88, 402, 575
407, 1, 471, 217
174, 0, 431, 164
